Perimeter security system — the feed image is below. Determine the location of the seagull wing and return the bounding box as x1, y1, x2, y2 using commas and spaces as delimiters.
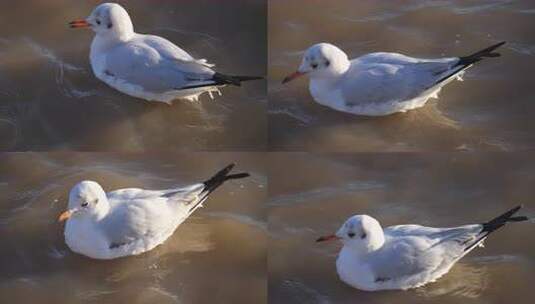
103, 38, 216, 93
369, 224, 483, 284
341, 52, 459, 106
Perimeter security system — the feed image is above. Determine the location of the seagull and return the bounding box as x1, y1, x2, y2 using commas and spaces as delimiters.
316, 205, 528, 291
282, 41, 505, 116
69, 3, 262, 104
58, 164, 249, 259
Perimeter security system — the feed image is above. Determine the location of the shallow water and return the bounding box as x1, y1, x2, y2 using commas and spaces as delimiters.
0, 0, 266, 151
268, 153, 535, 303
269, 0, 535, 151
0, 152, 267, 303
2, 1, 535, 303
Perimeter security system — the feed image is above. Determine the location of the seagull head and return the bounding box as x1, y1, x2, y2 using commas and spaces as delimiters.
282, 43, 350, 84
58, 180, 110, 222
317, 214, 385, 254
70, 3, 134, 39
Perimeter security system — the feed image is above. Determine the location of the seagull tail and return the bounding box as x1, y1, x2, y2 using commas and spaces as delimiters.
212, 72, 264, 87
463, 204, 527, 252
202, 163, 250, 196
481, 204, 528, 234
456, 41, 506, 67
434, 41, 506, 85
186, 164, 249, 214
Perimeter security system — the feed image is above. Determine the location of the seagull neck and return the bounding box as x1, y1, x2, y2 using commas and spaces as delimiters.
92, 32, 134, 49
310, 64, 349, 85
344, 234, 385, 257
92, 199, 111, 221
333, 60, 350, 76
326, 56, 350, 78
344, 244, 382, 261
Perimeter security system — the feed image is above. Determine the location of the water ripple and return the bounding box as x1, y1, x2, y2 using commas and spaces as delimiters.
267, 181, 385, 207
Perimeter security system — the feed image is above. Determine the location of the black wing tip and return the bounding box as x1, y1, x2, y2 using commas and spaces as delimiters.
227, 172, 251, 180
482, 204, 527, 233
465, 204, 526, 252
202, 163, 249, 194
213, 73, 263, 87
476, 41, 507, 54
457, 41, 507, 66
235, 76, 264, 81
222, 163, 237, 172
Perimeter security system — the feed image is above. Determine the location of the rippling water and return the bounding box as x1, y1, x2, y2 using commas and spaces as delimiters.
268, 153, 535, 303
269, 0, 535, 151
0, 153, 267, 303
2, 1, 535, 303
0, 0, 266, 151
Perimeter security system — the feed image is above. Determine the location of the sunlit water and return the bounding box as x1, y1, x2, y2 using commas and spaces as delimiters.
0, 0, 266, 151
269, 0, 535, 151
268, 153, 535, 303
0, 152, 267, 303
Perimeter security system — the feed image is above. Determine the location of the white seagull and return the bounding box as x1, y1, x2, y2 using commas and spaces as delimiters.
316, 205, 528, 291
58, 164, 249, 259
69, 3, 262, 104
283, 41, 505, 116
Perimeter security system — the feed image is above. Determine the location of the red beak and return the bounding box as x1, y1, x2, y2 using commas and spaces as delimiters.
69, 19, 90, 29
316, 234, 340, 242
282, 71, 305, 84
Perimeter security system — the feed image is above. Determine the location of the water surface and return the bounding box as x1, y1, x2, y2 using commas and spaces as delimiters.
269, 0, 535, 151
0, 0, 266, 151
268, 153, 535, 303
0, 152, 267, 303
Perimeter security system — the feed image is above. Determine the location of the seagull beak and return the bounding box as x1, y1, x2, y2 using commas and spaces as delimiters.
58, 209, 77, 222
316, 234, 341, 242
69, 19, 90, 29
282, 71, 305, 84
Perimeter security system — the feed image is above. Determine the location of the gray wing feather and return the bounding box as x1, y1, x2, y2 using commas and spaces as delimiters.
104, 42, 215, 93
372, 224, 483, 281
102, 184, 206, 248
342, 53, 460, 106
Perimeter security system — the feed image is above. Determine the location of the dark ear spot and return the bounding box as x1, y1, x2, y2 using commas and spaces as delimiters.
361, 232, 367, 239
325, 60, 330, 67
107, 23, 113, 29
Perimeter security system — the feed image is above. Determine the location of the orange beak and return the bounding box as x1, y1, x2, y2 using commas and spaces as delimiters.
58, 209, 75, 222
282, 71, 305, 84
316, 234, 341, 242
69, 19, 90, 29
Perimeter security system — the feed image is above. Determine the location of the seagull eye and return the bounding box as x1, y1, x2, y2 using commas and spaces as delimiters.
361, 233, 367, 239
81, 202, 89, 207
96, 20, 101, 25
348, 232, 355, 238
311, 63, 318, 69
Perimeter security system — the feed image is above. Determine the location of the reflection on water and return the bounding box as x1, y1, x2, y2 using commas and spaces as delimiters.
269, 0, 535, 151
0, 152, 267, 303
268, 153, 535, 303
0, 0, 266, 151
416, 262, 489, 299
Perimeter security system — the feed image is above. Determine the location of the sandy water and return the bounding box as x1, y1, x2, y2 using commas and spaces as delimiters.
268, 153, 535, 303
269, 0, 535, 151
0, 152, 267, 303
0, 0, 266, 151
1, 1, 535, 303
